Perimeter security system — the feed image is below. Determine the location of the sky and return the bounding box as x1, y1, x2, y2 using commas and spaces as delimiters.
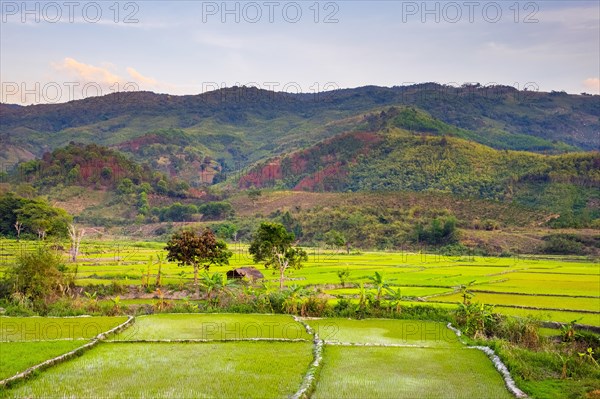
1, 0, 599, 104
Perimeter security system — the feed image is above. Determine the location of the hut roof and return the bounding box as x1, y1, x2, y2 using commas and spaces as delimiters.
227, 267, 264, 280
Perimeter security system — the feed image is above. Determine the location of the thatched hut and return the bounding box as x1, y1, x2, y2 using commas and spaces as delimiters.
226, 267, 264, 281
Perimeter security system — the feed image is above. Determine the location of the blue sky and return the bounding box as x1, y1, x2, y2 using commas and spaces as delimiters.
1, 1, 598, 104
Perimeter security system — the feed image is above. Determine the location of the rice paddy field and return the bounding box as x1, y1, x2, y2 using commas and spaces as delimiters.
0, 316, 127, 380
0, 238, 598, 327
1, 315, 517, 398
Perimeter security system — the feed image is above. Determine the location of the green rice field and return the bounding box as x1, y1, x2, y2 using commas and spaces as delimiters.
0, 238, 598, 327
1, 315, 516, 398
0, 316, 127, 382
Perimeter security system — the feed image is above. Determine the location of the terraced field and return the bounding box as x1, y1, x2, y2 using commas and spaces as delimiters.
1, 315, 515, 398
0, 316, 128, 381
0, 238, 598, 327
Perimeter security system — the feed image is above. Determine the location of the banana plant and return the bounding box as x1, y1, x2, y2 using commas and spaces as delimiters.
367, 271, 390, 302
386, 287, 402, 314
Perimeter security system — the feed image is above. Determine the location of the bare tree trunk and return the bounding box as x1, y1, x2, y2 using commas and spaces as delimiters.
68, 224, 85, 262
14, 221, 22, 241
194, 264, 199, 298
278, 254, 288, 291
156, 262, 162, 287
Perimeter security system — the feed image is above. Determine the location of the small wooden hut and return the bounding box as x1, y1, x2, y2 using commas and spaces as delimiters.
226, 267, 264, 281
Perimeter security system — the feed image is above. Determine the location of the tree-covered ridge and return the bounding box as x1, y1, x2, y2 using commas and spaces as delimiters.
11, 143, 188, 197
239, 131, 381, 190
1, 85, 598, 171
237, 120, 600, 227
115, 129, 223, 187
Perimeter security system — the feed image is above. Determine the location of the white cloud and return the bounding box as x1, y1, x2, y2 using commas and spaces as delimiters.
127, 67, 158, 86
583, 78, 600, 94
56, 57, 124, 85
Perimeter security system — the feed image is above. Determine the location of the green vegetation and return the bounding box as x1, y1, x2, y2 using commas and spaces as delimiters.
241, 129, 599, 227
249, 222, 308, 290
0, 193, 71, 239
0, 341, 83, 380
1, 85, 599, 398
314, 346, 514, 399
0, 316, 127, 381
112, 314, 311, 341
3, 341, 313, 398
307, 318, 461, 347
0, 316, 128, 341
3, 247, 74, 311
165, 229, 232, 297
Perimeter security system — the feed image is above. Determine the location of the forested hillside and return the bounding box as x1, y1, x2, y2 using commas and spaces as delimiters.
238, 109, 599, 228
1, 85, 598, 171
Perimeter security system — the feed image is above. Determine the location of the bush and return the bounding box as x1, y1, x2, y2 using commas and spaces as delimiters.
413, 216, 459, 246
4, 247, 69, 310
542, 234, 587, 255
198, 202, 234, 221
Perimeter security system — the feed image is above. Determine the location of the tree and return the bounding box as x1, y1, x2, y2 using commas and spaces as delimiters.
198, 202, 234, 220
249, 222, 308, 290
16, 200, 72, 239
117, 178, 135, 195
214, 222, 238, 241
324, 230, 346, 251
165, 229, 233, 297
68, 224, 85, 262
413, 216, 458, 246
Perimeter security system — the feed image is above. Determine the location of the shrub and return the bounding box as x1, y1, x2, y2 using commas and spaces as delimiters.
4, 247, 69, 310
542, 234, 586, 255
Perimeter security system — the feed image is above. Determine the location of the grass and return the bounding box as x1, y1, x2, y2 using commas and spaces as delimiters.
313, 346, 514, 399
2, 341, 313, 398
112, 314, 312, 341
493, 341, 600, 399
431, 292, 600, 313
0, 237, 598, 327
0, 316, 128, 341
493, 306, 600, 326
305, 318, 462, 348
0, 341, 84, 380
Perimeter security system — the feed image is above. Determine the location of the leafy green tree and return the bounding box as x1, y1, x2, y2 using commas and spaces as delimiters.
165, 229, 233, 297
0, 193, 27, 237
413, 216, 458, 246
156, 179, 168, 195
117, 178, 135, 195
198, 202, 234, 220
16, 200, 72, 239
138, 192, 150, 215
249, 222, 307, 290
281, 211, 303, 238
325, 230, 347, 250
161, 203, 198, 222
214, 222, 239, 241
